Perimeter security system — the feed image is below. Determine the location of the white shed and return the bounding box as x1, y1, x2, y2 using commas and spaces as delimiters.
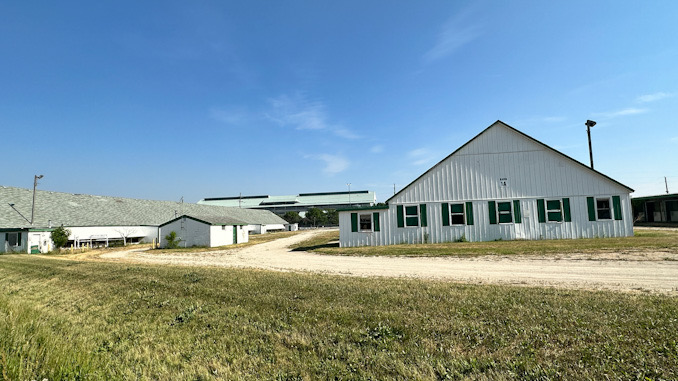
339, 120, 634, 247
158, 215, 248, 248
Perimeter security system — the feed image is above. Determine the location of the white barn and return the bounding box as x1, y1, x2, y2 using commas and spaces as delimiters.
158, 215, 249, 248
339, 121, 634, 247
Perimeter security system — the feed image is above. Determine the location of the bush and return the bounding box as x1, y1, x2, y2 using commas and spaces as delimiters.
164, 231, 182, 249
50, 225, 71, 251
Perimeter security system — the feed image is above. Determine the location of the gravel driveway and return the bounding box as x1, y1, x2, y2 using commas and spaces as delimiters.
98, 229, 678, 294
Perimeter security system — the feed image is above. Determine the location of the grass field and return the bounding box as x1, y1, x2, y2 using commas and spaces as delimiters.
1, 255, 677, 380
293, 228, 678, 257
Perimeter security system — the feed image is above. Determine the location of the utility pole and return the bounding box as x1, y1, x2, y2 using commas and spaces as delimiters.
666, 177, 669, 194
30, 175, 43, 225
585, 120, 596, 170
393, 184, 396, 195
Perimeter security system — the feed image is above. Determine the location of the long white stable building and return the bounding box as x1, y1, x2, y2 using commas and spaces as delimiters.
339, 121, 634, 247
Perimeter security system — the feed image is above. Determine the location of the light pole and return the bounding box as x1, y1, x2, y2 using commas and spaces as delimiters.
585, 120, 596, 169
31, 175, 43, 225
346, 183, 351, 206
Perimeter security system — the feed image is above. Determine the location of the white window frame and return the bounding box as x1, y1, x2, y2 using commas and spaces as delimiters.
404, 205, 420, 227
596, 197, 612, 220
359, 213, 373, 232
449, 203, 465, 225
497, 201, 513, 224
546, 199, 563, 223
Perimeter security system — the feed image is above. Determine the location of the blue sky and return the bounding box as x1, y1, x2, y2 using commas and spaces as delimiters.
2, 1, 677, 202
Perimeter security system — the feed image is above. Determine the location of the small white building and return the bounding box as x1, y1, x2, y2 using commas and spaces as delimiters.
339, 121, 634, 247
158, 215, 248, 248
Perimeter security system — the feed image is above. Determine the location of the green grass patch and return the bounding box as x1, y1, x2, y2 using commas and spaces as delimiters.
297, 229, 678, 256
0, 256, 677, 379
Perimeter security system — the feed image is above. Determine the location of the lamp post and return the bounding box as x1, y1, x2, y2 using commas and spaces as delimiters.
585, 120, 596, 169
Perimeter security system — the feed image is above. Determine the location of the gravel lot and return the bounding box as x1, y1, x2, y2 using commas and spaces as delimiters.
97, 229, 678, 294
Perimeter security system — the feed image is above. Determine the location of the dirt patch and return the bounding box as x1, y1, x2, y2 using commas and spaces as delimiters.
73, 229, 678, 294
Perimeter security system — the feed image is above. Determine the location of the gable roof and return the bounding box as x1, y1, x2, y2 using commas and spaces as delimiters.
0, 186, 287, 229
159, 214, 248, 227
386, 120, 633, 203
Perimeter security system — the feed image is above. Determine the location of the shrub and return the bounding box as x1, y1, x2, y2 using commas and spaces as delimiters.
50, 225, 71, 251
164, 231, 182, 249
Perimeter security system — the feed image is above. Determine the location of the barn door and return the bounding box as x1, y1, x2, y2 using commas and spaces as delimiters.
233, 226, 238, 244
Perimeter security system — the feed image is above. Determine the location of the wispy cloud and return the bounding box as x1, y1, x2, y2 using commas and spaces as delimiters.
408, 148, 437, 166
593, 107, 648, 119
210, 106, 251, 125
305, 154, 349, 175
636, 92, 673, 103
423, 7, 483, 64
266, 93, 359, 139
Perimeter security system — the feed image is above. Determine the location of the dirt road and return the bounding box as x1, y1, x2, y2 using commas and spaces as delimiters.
97, 229, 678, 294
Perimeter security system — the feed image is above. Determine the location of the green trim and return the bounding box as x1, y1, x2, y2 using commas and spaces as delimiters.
631, 193, 678, 202
373, 212, 380, 232
488, 201, 497, 225
420, 204, 428, 227
563, 198, 571, 222
441, 203, 450, 226
351, 213, 358, 232
587, 197, 596, 221
465, 202, 474, 225
397, 205, 404, 228
612, 195, 623, 220
537, 199, 546, 223
513, 200, 521, 223
337, 205, 390, 212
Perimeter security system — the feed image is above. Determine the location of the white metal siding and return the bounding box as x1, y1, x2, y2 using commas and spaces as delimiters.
339, 123, 633, 247
159, 218, 210, 248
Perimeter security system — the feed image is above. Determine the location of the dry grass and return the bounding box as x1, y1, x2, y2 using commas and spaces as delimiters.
295, 229, 678, 257
0, 255, 677, 380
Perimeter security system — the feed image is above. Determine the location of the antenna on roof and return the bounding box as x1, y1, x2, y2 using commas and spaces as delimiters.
666, 177, 670, 194
31, 174, 43, 225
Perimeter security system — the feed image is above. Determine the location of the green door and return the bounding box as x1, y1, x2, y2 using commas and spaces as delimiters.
233, 226, 238, 244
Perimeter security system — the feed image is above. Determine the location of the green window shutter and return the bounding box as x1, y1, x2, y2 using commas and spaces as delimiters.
397, 205, 404, 228
612, 196, 622, 220
537, 199, 546, 223
373, 212, 380, 232
587, 197, 596, 221
441, 203, 450, 226
563, 198, 571, 222
420, 204, 428, 227
351, 213, 358, 232
513, 200, 522, 223
488, 201, 497, 225
465, 202, 474, 225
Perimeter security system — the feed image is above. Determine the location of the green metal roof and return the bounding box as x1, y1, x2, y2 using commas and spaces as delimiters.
199, 191, 376, 208
0, 186, 287, 229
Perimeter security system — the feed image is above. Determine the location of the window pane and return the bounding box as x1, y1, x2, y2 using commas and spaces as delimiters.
451, 214, 465, 225
8, 233, 18, 247
597, 199, 610, 209
498, 213, 512, 224
546, 200, 561, 210
547, 211, 562, 222
405, 217, 419, 226
405, 206, 418, 216
497, 202, 511, 212
450, 203, 464, 214
359, 214, 372, 231
597, 198, 611, 220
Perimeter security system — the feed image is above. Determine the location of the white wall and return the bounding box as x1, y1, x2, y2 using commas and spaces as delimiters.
68, 226, 158, 246
159, 218, 210, 248
340, 194, 633, 247
209, 225, 248, 246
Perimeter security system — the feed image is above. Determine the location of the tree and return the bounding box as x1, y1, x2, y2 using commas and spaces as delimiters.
305, 208, 327, 227
282, 211, 301, 224
164, 231, 182, 249
114, 227, 138, 246
325, 209, 339, 226
50, 225, 71, 251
